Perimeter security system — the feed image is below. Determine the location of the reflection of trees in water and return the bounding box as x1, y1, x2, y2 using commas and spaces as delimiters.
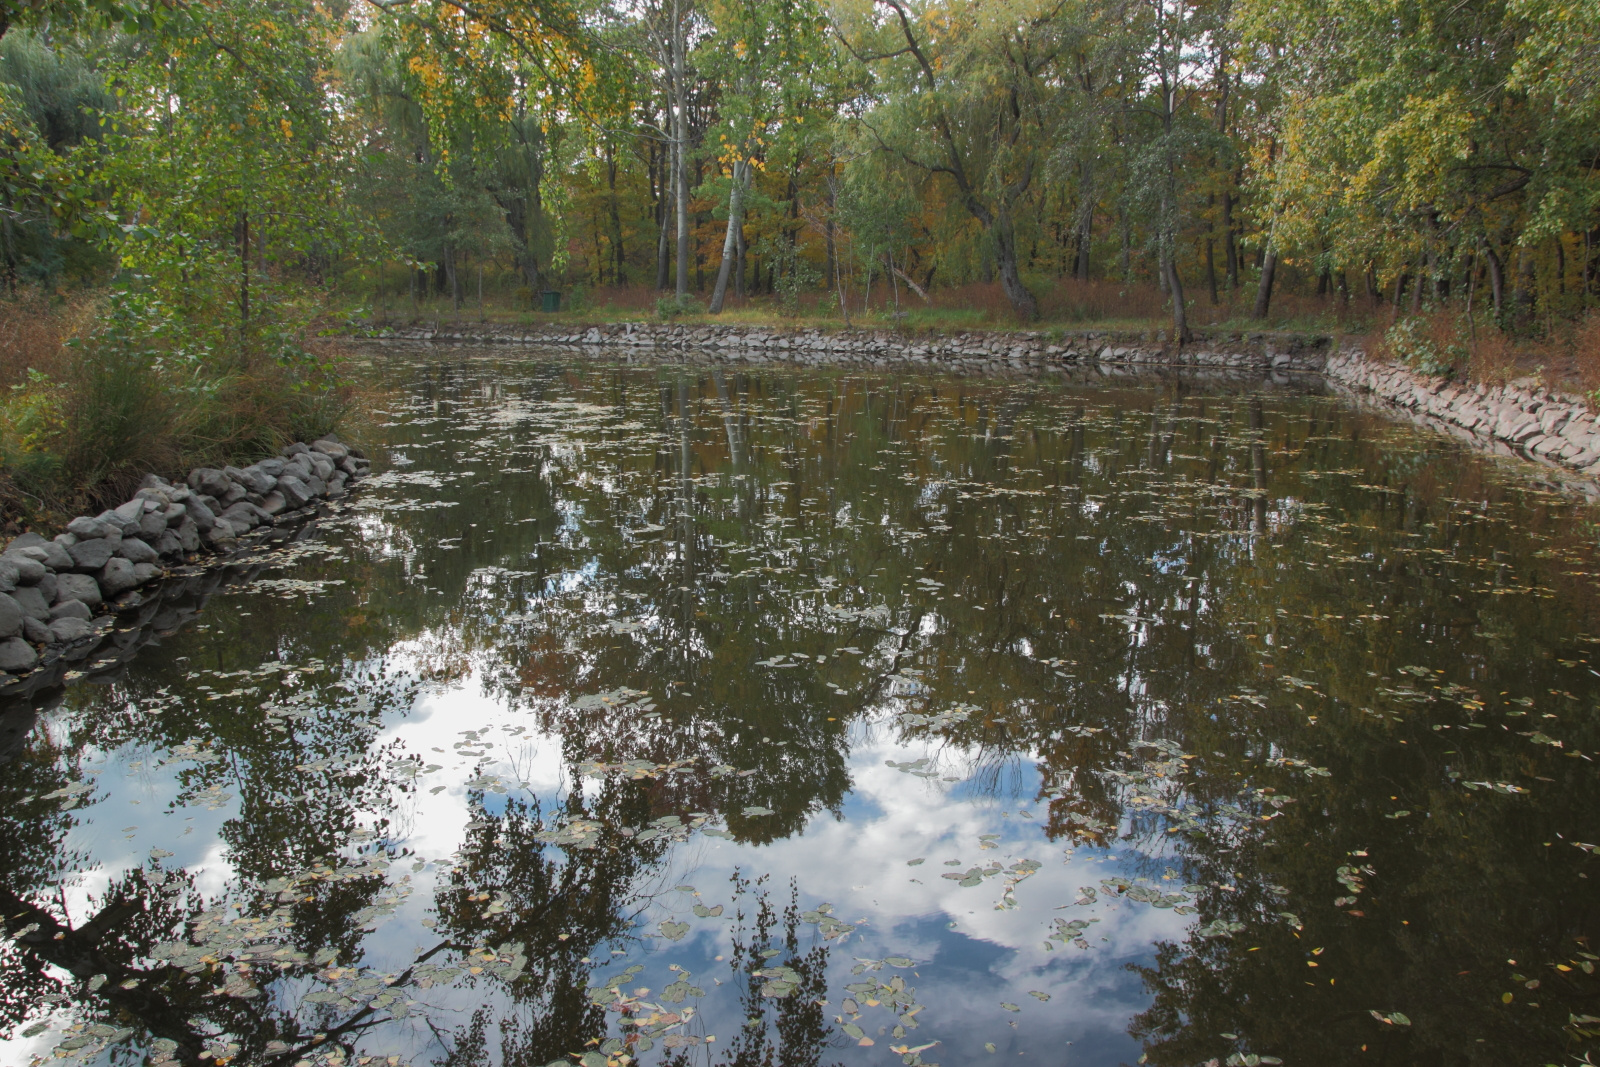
0, 771, 678, 1067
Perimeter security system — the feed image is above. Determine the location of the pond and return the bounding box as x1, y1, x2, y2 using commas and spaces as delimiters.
4, 345, 1600, 1067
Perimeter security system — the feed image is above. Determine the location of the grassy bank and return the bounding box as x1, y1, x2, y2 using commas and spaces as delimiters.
354, 275, 1373, 337
0, 289, 353, 532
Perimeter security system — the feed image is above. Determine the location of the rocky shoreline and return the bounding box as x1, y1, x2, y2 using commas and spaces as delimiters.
0, 436, 368, 692
361, 319, 1600, 484
1325, 351, 1600, 481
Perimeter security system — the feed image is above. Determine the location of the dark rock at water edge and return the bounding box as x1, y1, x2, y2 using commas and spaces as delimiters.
0, 433, 369, 683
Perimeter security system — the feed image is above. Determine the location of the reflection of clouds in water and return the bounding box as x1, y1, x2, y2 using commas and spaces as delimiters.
697, 733, 1178, 1055
349, 659, 1184, 1061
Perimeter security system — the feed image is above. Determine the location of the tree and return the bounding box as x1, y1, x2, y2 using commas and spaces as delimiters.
837, 0, 1086, 321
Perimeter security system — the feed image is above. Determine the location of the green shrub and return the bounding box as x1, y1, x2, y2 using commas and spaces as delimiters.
1384, 315, 1468, 378
655, 294, 703, 320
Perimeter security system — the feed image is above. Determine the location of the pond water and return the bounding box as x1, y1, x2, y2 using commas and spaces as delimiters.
4, 346, 1600, 1067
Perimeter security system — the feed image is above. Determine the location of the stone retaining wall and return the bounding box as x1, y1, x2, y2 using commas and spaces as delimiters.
0, 436, 369, 692
1324, 351, 1600, 479
361, 320, 1333, 372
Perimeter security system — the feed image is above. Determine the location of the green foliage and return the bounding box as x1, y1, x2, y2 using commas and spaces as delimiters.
1383, 316, 1468, 379
656, 294, 703, 320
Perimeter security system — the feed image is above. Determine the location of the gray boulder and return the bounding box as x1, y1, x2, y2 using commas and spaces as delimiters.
237, 464, 277, 494
54, 574, 101, 607
306, 452, 336, 481
0, 559, 17, 592
113, 498, 145, 526
50, 598, 92, 621
14, 540, 73, 571
68, 538, 116, 572
188, 467, 233, 498
283, 459, 314, 486
22, 616, 53, 644
96, 509, 137, 536
35, 571, 55, 603
248, 465, 279, 490
282, 442, 310, 457
155, 530, 184, 557
132, 562, 160, 585
49, 617, 93, 644
255, 457, 286, 476
220, 502, 269, 529
139, 473, 173, 491
11, 585, 48, 621
276, 474, 313, 509
311, 438, 349, 459
185, 496, 217, 532
0, 637, 36, 672
175, 519, 201, 553
219, 482, 248, 506
138, 507, 168, 540
160, 503, 187, 527
66, 515, 112, 539
99, 557, 138, 597
0, 593, 22, 637
202, 521, 238, 547
259, 491, 287, 516
116, 537, 160, 564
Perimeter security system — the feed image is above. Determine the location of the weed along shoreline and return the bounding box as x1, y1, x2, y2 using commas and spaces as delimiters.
360, 320, 1600, 484
0, 437, 369, 704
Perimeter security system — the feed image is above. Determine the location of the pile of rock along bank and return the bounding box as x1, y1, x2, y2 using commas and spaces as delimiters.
0, 436, 368, 676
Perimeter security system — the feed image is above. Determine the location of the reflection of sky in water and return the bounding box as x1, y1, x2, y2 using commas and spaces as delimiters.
371, 663, 1173, 1063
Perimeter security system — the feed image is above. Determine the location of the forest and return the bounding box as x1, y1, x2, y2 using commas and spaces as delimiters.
0, 0, 1597, 511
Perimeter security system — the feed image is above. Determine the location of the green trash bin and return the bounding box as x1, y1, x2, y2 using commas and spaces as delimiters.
540, 290, 561, 313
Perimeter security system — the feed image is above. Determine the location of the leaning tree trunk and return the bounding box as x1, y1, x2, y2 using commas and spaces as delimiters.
1165, 253, 1190, 342
1483, 241, 1505, 320
708, 160, 751, 314
993, 215, 1038, 321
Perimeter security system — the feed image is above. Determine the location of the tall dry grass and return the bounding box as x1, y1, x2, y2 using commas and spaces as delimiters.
0, 289, 353, 529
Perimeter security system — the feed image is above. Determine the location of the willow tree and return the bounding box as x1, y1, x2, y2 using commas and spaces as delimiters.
836, 0, 1087, 321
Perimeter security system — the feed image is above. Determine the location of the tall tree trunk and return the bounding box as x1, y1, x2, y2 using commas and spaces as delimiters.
654, 134, 669, 290
237, 209, 250, 334
444, 245, 460, 312
1075, 162, 1093, 282
1165, 254, 1190, 342
1483, 242, 1505, 319
671, 3, 689, 302
824, 184, 836, 292
1253, 247, 1278, 319
993, 213, 1038, 321
1513, 245, 1537, 329
709, 160, 750, 313
735, 215, 746, 297
607, 146, 625, 285
1222, 189, 1239, 289
1204, 198, 1218, 305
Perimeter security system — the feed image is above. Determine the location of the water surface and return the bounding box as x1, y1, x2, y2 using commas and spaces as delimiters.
5, 346, 1600, 1067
